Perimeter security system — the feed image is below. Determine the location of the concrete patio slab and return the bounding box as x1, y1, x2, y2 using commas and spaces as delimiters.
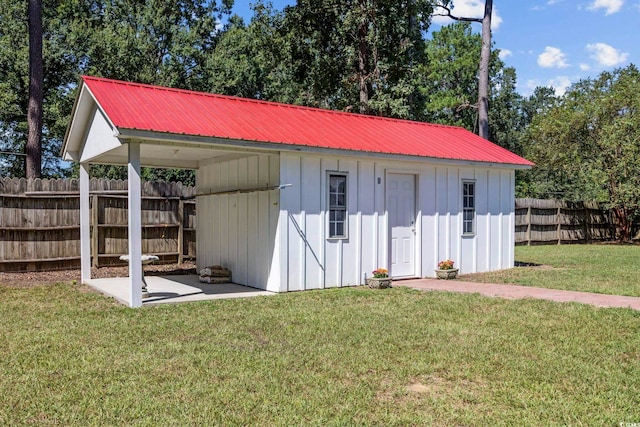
86, 275, 274, 306
396, 278, 640, 310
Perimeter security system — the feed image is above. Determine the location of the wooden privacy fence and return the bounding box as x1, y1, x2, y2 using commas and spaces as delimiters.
0, 178, 196, 272
0, 181, 623, 270
515, 198, 614, 245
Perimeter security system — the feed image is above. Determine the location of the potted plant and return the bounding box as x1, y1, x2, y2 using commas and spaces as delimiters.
435, 260, 458, 279
367, 268, 392, 289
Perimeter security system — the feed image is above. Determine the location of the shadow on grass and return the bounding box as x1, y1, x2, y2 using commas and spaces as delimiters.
514, 261, 542, 267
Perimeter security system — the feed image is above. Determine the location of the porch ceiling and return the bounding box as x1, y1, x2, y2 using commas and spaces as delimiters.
89, 140, 259, 169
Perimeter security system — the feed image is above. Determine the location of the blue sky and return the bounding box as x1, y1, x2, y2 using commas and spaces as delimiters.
229, 0, 638, 96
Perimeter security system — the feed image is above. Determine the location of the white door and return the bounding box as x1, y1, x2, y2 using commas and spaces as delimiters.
387, 174, 416, 278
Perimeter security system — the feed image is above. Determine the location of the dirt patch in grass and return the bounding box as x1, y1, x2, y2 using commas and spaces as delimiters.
0, 261, 197, 288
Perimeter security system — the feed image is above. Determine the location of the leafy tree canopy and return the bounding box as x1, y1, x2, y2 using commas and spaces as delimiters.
206, 0, 435, 119
524, 64, 640, 240
0, 0, 233, 180
0, 0, 79, 177
0, 0, 548, 189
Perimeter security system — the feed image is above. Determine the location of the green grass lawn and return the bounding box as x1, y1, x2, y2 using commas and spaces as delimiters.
1, 282, 639, 425
463, 244, 640, 297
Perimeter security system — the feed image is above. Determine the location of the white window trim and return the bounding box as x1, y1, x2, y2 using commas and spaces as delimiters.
462, 180, 476, 237
327, 171, 348, 240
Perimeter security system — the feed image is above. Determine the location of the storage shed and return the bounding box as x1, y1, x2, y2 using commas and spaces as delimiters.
62, 76, 532, 307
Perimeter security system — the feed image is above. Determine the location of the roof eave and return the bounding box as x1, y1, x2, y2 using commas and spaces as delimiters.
60, 85, 80, 159
115, 128, 534, 169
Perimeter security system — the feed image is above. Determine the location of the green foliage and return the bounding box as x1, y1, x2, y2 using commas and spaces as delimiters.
418, 21, 522, 154
524, 65, 640, 239
205, 15, 265, 98
209, 4, 522, 131
520, 86, 558, 125
515, 86, 558, 196
77, 164, 196, 185
420, 22, 483, 127
141, 167, 196, 186
207, 0, 435, 118
0, 0, 78, 177
70, 0, 230, 90
0, 0, 231, 180
0, 0, 549, 186
489, 66, 524, 153
205, 5, 302, 102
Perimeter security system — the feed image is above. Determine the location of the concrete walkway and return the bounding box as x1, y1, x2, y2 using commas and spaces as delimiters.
396, 278, 640, 310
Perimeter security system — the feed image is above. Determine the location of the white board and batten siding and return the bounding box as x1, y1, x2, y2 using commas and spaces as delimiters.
425, 166, 515, 276
278, 154, 369, 292
198, 151, 516, 293
196, 154, 280, 292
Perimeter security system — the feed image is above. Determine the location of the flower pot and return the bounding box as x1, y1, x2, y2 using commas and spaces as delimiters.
367, 277, 392, 289
435, 268, 458, 280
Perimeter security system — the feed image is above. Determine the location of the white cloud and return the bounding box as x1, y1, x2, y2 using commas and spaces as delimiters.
579, 63, 591, 71
523, 76, 572, 97
537, 46, 569, 68
433, 0, 503, 30
588, 0, 624, 15
499, 49, 513, 60
523, 79, 540, 95
532, 0, 562, 11
548, 76, 572, 96
586, 42, 629, 66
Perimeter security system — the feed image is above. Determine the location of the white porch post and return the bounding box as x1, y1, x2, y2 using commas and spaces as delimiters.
80, 162, 91, 284
128, 141, 143, 308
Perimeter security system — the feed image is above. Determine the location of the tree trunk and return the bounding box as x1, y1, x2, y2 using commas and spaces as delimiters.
357, 0, 370, 114
407, 0, 417, 118
26, 0, 43, 178
612, 206, 633, 242
477, 0, 492, 140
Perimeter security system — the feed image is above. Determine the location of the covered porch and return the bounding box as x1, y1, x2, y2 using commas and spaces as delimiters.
62, 78, 277, 307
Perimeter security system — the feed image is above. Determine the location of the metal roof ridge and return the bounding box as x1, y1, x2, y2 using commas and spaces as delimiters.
80, 75, 465, 131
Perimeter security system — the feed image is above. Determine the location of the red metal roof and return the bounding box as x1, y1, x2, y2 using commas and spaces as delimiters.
82, 76, 533, 167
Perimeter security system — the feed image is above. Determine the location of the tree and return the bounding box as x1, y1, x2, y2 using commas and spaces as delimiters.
525, 65, 640, 240
205, 4, 302, 102
71, 0, 230, 90
489, 66, 523, 154
514, 85, 558, 195
0, 0, 79, 178
520, 86, 557, 126
70, 0, 233, 182
434, 0, 493, 139
477, 0, 492, 139
26, 0, 43, 178
0, 0, 234, 180
419, 22, 506, 135
420, 22, 482, 128
270, 0, 434, 118
205, 15, 266, 98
